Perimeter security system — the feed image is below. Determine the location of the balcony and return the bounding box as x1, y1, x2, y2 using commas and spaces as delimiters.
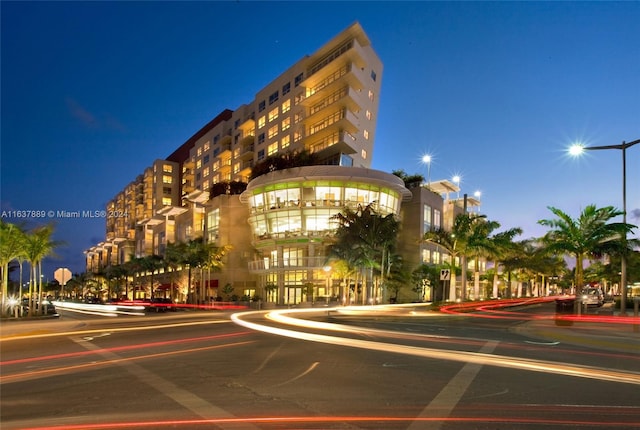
239, 143, 254, 160
305, 38, 369, 87
306, 109, 359, 142
303, 86, 362, 126
248, 255, 332, 273
308, 131, 358, 159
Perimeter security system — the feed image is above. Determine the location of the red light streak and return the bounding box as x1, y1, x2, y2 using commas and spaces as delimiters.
1, 340, 254, 384
19, 415, 640, 429
0, 331, 251, 366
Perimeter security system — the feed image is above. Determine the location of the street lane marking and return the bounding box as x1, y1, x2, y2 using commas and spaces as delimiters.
72, 338, 260, 430
407, 341, 498, 430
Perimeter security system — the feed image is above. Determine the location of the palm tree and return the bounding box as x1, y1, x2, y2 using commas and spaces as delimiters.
139, 255, 164, 298
486, 229, 524, 298
330, 203, 400, 304
538, 205, 637, 296
423, 213, 484, 301
0, 221, 26, 316
22, 224, 61, 315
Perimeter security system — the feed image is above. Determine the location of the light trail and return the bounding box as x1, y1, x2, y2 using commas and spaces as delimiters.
0, 319, 232, 343
231, 309, 640, 386
1, 332, 251, 366
0, 340, 254, 384
18, 415, 640, 429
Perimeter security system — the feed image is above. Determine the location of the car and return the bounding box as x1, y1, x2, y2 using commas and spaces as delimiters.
148, 297, 174, 312
581, 287, 604, 307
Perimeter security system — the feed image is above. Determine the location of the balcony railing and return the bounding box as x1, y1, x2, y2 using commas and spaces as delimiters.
248, 256, 331, 272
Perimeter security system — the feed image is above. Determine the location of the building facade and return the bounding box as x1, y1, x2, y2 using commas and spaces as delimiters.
85, 22, 483, 304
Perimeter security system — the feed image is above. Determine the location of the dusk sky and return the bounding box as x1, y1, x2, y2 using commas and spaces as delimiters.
2, 1, 639, 277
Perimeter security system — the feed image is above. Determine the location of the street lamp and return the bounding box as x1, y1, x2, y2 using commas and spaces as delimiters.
422, 154, 432, 186
569, 139, 639, 316
452, 175, 461, 198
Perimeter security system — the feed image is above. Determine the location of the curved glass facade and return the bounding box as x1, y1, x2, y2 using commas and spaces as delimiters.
242, 166, 410, 305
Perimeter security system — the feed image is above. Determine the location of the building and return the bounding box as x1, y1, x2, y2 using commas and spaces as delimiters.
85, 22, 483, 304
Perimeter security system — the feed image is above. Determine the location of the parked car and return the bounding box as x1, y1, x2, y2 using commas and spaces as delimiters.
581, 287, 604, 307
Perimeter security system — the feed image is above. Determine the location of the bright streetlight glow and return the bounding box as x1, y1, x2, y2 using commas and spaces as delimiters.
568, 143, 586, 157
421, 154, 432, 185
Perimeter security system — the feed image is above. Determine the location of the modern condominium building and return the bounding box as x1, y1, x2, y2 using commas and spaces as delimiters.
85, 22, 482, 304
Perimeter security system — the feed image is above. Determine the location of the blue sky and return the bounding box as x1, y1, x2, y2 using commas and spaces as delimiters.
2, 1, 639, 277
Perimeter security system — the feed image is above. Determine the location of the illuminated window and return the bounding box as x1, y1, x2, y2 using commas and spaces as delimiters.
204, 141, 210, 151
268, 107, 279, 122
361, 149, 367, 160
268, 124, 278, 139
162, 175, 172, 184
196, 159, 202, 169
282, 99, 291, 113
368, 90, 374, 101
258, 116, 266, 128
421, 249, 431, 264
203, 167, 210, 177
281, 135, 290, 149
434, 209, 441, 229
294, 131, 302, 142
163, 165, 173, 173
366, 110, 371, 120
294, 113, 303, 124
162, 197, 172, 206
423, 204, 432, 232
268, 142, 278, 156
197, 147, 202, 156
363, 130, 369, 140
281, 117, 290, 131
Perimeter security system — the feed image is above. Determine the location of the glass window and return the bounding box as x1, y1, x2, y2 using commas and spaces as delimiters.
295, 73, 304, 87
423, 204, 432, 232
258, 100, 266, 112
269, 91, 279, 105
268, 124, 278, 139
258, 149, 265, 160
268, 107, 279, 122
434, 209, 442, 229
281, 117, 290, 131
203, 141, 210, 151
162, 197, 172, 206
281, 135, 290, 149
258, 133, 265, 144
282, 82, 291, 95
268, 142, 278, 156
162, 175, 172, 184
163, 165, 173, 173
282, 99, 291, 113
203, 154, 210, 164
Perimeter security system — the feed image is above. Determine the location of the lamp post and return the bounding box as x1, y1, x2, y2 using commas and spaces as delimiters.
422, 154, 432, 186
569, 139, 639, 316
452, 175, 461, 198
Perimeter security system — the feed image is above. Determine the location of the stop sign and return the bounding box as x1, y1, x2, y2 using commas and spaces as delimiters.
54, 268, 72, 285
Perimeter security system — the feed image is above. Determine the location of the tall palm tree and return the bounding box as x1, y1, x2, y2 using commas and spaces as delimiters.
0, 221, 27, 316
486, 228, 523, 298
538, 205, 637, 296
23, 225, 61, 315
330, 204, 400, 304
423, 213, 486, 301
139, 255, 164, 298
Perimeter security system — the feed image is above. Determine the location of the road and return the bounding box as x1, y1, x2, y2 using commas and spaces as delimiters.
1, 300, 639, 429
